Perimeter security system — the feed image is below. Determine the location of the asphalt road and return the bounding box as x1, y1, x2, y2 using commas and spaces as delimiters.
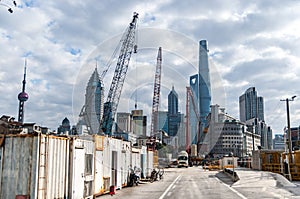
98, 167, 300, 199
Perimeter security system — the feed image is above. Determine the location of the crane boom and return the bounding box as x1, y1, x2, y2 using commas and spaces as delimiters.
150, 47, 162, 136
101, 12, 139, 135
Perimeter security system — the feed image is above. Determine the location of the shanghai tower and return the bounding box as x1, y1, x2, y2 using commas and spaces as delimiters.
198, 40, 211, 126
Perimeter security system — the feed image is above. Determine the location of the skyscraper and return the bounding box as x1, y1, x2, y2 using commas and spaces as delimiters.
189, 74, 199, 144
198, 40, 211, 125
78, 67, 104, 134
168, 86, 181, 137
131, 110, 147, 136
239, 87, 264, 122
168, 86, 178, 115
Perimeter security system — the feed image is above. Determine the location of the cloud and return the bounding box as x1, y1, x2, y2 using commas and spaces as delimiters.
0, 0, 300, 135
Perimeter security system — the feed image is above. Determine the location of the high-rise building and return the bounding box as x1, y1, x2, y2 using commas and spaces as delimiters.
168, 86, 178, 115
78, 67, 104, 134
198, 40, 211, 125
116, 112, 131, 132
168, 86, 181, 137
57, 117, 71, 135
131, 110, 147, 136
206, 105, 261, 157
157, 111, 168, 133
273, 134, 285, 150
239, 87, 264, 122
189, 74, 199, 145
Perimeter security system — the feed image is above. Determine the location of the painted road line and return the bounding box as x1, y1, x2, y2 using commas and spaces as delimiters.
159, 175, 182, 199
215, 176, 248, 199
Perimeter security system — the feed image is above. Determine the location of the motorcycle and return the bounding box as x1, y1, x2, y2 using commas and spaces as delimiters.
128, 167, 140, 186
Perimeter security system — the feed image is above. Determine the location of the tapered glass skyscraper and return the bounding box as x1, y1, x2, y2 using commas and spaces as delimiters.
79, 67, 104, 134
198, 40, 211, 125
168, 86, 181, 137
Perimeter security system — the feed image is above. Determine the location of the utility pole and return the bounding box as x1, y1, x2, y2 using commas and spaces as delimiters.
281, 95, 296, 180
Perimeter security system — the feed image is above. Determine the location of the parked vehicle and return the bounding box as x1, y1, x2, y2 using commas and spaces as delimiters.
128, 167, 140, 186
177, 151, 189, 168
150, 167, 164, 182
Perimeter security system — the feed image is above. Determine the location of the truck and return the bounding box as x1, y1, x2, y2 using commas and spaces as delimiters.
177, 151, 189, 168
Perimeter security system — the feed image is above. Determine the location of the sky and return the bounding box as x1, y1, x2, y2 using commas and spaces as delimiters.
1, 0, 300, 135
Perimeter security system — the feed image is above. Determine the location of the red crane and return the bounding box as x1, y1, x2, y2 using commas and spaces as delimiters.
185, 86, 200, 152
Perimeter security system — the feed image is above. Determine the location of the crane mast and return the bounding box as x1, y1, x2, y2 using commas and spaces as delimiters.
100, 12, 139, 135
150, 47, 162, 136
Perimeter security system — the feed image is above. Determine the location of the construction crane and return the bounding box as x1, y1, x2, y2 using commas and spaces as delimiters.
150, 47, 162, 137
100, 12, 139, 135
185, 86, 200, 152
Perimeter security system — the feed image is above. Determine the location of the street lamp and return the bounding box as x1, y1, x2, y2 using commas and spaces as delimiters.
281, 96, 296, 158
280, 95, 296, 180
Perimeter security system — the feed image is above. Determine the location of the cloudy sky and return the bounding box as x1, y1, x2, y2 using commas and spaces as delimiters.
1, 0, 300, 135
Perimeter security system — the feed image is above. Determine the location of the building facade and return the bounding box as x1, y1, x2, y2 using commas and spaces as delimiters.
189, 75, 200, 145
157, 111, 168, 133
205, 105, 261, 158
116, 112, 131, 132
198, 40, 211, 126
78, 68, 104, 134
273, 134, 285, 150
131, 110, 147, 137
57, 117, 71, 135
239, 87, 264, 122
168, 86, 181, 137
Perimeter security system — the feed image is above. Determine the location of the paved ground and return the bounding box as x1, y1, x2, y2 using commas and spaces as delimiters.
232, 168, 300, 198
97, 167, 300, 199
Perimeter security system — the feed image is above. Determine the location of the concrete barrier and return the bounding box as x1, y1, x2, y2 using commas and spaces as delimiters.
223, 168, 240, 182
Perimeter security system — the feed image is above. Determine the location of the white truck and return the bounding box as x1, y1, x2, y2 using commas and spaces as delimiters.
177, 151, 189, 168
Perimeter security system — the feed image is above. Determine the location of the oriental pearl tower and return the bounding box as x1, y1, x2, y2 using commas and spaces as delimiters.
18, 60, 29, 123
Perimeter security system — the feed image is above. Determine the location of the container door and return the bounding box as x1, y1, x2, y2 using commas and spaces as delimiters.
72, 148, 85, 198
83, 153, 94, 198
94, 150, 103, 195
111, 151, 117, 186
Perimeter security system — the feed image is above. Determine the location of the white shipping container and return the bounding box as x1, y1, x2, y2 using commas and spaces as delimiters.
131, 147, 141, 170
69, 137, 95, 199
147, 150, 154, 178
120, 140, 131, 187
94, 135, 104, 196
102, 136, 111, 193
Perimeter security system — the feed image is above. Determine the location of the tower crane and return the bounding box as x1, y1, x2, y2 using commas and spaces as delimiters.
150, 47, 162, 137
185, 86, 200, 152
100, 12, 139, 135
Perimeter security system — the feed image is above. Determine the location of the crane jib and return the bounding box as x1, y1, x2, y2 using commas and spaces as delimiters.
100, 12, 139, 135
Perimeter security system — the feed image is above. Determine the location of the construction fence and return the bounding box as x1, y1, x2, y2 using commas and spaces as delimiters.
252, 150, 300, 181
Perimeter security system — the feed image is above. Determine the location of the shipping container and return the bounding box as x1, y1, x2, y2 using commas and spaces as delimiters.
131, 147, 141, 170
69, 136, 95, 199
140, 146, 147, 179
93, 135, 105, 196
146, 150, 154, 178
0, 134, 69, 199
120, 140, 131, 187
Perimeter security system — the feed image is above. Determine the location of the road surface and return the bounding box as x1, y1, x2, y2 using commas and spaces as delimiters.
97, 167, 300, 199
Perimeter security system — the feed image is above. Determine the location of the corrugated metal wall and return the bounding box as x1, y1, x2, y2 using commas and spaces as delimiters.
0, 135, 38, 198
0, 134, 154, 198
